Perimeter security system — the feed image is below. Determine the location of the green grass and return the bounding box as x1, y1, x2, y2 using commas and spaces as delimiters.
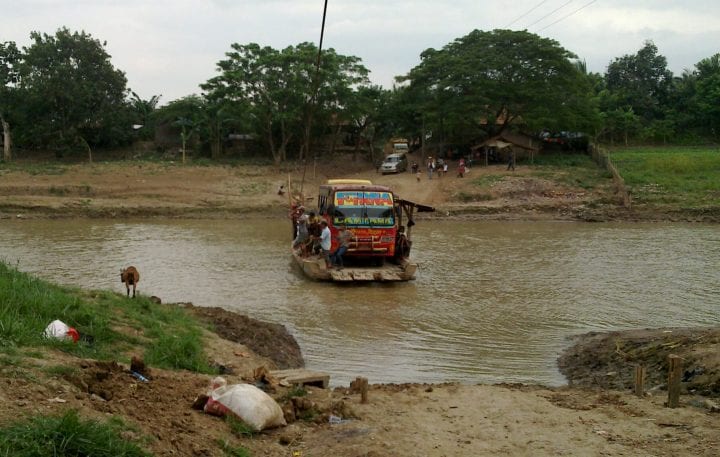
280, 386, 308, 402
609, 146, 720, 207
530, 152, 613, 189
471, 175, 505, 187
43, 364, 80, 379
0, 410, 151, 457
226, 415, 258, 438
217, 438, 252, 457
0, 260, 215, 373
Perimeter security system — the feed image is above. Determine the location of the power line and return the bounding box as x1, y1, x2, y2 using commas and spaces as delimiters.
316, 0, 329, 70
524, 0, 574, 29
536, 0, 598, 32
505, 0, 549, 28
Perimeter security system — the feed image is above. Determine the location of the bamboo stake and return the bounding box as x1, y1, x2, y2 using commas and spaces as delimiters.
354, 376, 369, 404
667, 355, 682, 408
634, 364, 646, 397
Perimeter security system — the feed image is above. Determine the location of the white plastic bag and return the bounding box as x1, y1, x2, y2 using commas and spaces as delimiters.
205, 383, 286, 431
43, 320, 79, 342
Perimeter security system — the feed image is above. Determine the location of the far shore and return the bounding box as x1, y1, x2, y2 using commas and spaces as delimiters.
1, 158, 718, 223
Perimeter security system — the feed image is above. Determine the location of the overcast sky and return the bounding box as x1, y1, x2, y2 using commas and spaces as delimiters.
3, 0, 719, 103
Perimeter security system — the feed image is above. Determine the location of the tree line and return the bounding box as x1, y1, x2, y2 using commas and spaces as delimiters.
1, 27, 718, 163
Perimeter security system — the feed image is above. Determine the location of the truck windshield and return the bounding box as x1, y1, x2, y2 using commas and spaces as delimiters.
332, 190, 394, 227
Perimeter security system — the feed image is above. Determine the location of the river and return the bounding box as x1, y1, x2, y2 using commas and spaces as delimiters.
1, 219, 718, 386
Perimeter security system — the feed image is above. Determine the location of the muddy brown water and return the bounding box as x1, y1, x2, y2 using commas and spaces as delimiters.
1, 219, 718, 386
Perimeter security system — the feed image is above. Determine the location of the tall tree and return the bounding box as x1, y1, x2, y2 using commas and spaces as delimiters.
202, 42, 368, 165
344, 85, 391, 162
17, 28, 132, 159
203, 43, 303, 165
398, 29, 595, 144
0, 41, 21, 161
605, 41, 673, 124
297, 43, 369, 160
694, 53, 720, 138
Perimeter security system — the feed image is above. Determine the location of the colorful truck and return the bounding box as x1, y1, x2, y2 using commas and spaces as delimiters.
291, 179, 433, 281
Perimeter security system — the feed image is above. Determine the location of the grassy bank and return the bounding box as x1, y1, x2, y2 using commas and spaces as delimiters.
530, 152, 614, 189
609, 146, 720, 209
0, 260, 215, 371
0, 260, 223, 455
457, 152, 615, 204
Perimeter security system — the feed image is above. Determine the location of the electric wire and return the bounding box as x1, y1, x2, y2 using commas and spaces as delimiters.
536, 0, 598, 32
505, 0, 549, 28
316, 0, 329, 70
524, 0, 574, 29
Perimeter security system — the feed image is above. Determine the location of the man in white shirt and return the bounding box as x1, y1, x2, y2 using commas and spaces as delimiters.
319, 220, 332, 269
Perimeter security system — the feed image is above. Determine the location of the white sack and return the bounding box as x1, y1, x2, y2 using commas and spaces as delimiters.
44, 319, 70, 339
210, 384, 286, 431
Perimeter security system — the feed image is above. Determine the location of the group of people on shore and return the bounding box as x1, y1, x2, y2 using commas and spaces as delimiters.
289, 204, 352, 269
411, 156, 468, 181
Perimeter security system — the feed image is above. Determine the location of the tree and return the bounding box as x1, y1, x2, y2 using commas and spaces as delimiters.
154, 95, 206, 163
0, 41, 21, 161
605, 41, 673, 124
344, 85, 391, 162
130, 91, 162, 141
17, 28, 133, 159
397, 29, 595, 145
299, 43, 369, 160
202, 43, 303, 165
202, 42, 369, 165
694, 53, 720, 139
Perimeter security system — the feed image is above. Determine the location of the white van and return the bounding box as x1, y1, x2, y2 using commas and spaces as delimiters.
379, 153, 408, 174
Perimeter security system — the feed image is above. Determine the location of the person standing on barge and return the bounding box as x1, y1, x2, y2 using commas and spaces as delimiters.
319, 220, 332, 269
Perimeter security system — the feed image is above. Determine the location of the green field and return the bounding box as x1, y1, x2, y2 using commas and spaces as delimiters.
609, 146, 720, 208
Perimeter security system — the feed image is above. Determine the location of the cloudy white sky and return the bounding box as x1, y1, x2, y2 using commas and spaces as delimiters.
3, 0, 719, 103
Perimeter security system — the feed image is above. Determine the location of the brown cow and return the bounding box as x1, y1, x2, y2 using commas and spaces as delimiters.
120, 266, 140, 298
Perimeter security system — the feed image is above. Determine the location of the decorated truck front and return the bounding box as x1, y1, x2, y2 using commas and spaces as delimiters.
318, 180, 398, 260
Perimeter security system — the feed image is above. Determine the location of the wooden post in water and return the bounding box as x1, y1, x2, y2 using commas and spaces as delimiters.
634, 364, 646, 397
667, 355, 682, 408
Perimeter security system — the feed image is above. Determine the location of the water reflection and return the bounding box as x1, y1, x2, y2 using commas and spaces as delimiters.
1, 219, 718, 386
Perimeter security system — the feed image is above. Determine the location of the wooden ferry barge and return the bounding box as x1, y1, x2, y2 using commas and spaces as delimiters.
290, 179, 433, 282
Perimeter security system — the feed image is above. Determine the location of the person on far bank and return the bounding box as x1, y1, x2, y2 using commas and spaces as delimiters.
507, 153, 515, 171
330, 225, 353, 268
319, 220, 332, 269
457, 158, 466, 178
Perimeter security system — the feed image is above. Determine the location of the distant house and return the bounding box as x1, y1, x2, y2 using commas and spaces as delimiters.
471, 131, 539, 165
225, 133, 258, 155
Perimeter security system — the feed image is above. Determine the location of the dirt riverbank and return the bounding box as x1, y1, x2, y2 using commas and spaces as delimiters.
1, 309, 718, 456
1, 153, 717, 222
